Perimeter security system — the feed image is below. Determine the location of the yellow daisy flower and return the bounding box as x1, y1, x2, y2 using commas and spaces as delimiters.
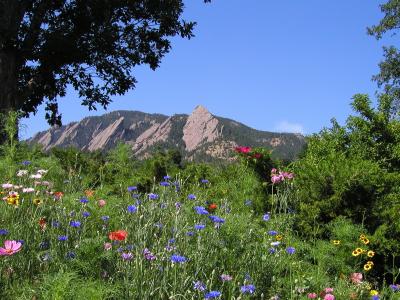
33, 198, 43, 205
362, 238, 370, 245
276, 235, 283, 241
364, 263, 372, 271
332, 240, 341, 245
360, 234, 366, 239
367, 261, 374, 266
367, 250, 375, 258
370, 290, 379, 296
352, 250, 360, 257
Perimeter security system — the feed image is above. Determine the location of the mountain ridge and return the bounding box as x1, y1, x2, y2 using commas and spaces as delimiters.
28, 106, 306, 161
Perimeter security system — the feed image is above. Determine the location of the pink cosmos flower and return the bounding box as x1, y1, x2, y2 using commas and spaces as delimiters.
325, 288, 334, 293
0, 240, 22, 256
307, 293, 317, 299
104, 242, 112, 251
350, 272, 363, 284
98, 199, 106, 207
271, 175, 284, 184
324, 294, 335, 300
1, 183, 13, 189
22, 187, 35, 193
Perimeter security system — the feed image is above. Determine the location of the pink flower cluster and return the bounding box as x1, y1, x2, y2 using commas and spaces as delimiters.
271, 168, 294, 184
234, 146, 263, 159
307, 288, 335, 300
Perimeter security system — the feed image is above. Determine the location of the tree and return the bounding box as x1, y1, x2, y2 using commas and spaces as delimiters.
368, 0, 400, 115
0, 0, 210, 142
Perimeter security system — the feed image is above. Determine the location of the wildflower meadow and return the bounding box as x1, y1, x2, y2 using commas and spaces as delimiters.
1, 99, 400, 300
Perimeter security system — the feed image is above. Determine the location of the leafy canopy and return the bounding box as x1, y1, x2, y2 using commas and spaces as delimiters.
0, 0, 209, 125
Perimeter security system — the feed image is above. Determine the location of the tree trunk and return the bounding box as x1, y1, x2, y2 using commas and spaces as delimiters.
0, 51, 19, 144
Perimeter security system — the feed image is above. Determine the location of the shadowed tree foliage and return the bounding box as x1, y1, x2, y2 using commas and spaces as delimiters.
368, 0, 400, 116
0, 0, 210, 142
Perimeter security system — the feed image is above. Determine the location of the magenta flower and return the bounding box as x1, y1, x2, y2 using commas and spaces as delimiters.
324, 288, 334, 294
271, 175, 283, 184
0, 240, 22, 256
350, 272, 363, 284
324, 294, 335, 300
307, 293, 317, 299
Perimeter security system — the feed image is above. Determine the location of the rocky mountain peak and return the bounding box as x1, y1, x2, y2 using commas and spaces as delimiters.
183, 105, 221, 152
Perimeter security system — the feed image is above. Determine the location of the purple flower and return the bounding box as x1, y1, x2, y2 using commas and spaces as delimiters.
148, 193, 159, 200
204, 291, 221, 299
121, 252, 134, 261
164, 175, 171, 180
79, 197, 89, 204
69, 220, 81, 228
268, 248, 276, 254
168, 238, 176, 244
58, 235, 68, 241
240, 284, 256, 294
220, 274, 232, 281
286, 247, 296, 255
0, 229, 8, 235
209, 215, 225, 224
263, 213, 270, 221
175, 202, 182, 209
186, 231, 194, 236
170, 254, 187, 263
66, 251, 76, 259
101, 216, 110, 222
194, 206, 209, 215
188, 194, 196, 200
127, 186, 137, 192
21, 160, 31, 166
390, 284, 400, 292
268, 230, 278, 236
195, 224, 206, 230
127, 205, 137, 213
51, 221, 60, 228
143, 248, 156, 261
201, 179, 209, 184
193, 280, 206, 292
160, 181, 170, 187
82, 211, 90, 218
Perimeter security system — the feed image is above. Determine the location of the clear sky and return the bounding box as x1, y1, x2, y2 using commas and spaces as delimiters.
22, 0, 390, 139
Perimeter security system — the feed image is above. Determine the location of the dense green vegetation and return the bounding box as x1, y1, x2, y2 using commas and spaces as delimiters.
0, 97, 400, 299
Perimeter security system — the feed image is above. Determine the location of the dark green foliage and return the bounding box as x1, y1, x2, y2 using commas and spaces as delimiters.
292, 94, 400, 259
0, 0, 210, 130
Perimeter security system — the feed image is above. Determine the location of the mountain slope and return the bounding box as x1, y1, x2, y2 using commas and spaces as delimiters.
29, 105, 306, 161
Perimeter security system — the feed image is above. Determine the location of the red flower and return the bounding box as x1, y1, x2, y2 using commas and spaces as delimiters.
234, 146, 252, 154
208, 203, 218, 213
39, 218, 47, 231
109, 230, 128, 241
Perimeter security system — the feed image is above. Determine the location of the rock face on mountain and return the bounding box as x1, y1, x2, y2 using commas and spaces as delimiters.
28, 106, 306, 161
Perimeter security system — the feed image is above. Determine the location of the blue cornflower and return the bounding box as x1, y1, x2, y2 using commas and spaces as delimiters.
195, 224, 206, 230
186, 231, 194, 236
160, 203, 167, 209
21, 160, 31, 165
101, 216, 110, 222
194, 206, 209, 215
160, 181, 170, 187
79, 197, 89, 204
69, 220, 81, 228
268, 248, 276, 254
263, 213, 270, 221
209, 215, 225, 224
168, 238, 176, 244
170, 254, 187, 264
188, 194, 196, 200
240, 284, 256, 294
148, 193, 159, 200
245, 199, 252, 206
51, 220, 60, 228
132, 193, 140, 199
286, 247, 296, 255
66, 251, 76, 259
268, 230, 278, 236
127, 186, 137, 192
193, 281, 206, 291
58, 235, 68, 241
164, 175, 171, 180
390, 284, 400, 292
126, 244, 134, 251
175, 202, 182, 209
204, 291, 221, 299
16, 240, 25, 245
0, 229, 8, 235
371, 296, 380, 300
39, 241, 50, 249
127, 205, 137, 213
82, 211, 90, 218
117, 247, 124, 253
201, 179, 209, 184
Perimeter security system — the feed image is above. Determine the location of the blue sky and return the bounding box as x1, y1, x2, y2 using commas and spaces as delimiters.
22, 0, 389, 139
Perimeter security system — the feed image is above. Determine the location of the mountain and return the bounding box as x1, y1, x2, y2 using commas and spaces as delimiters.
28, 105, 306, 161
